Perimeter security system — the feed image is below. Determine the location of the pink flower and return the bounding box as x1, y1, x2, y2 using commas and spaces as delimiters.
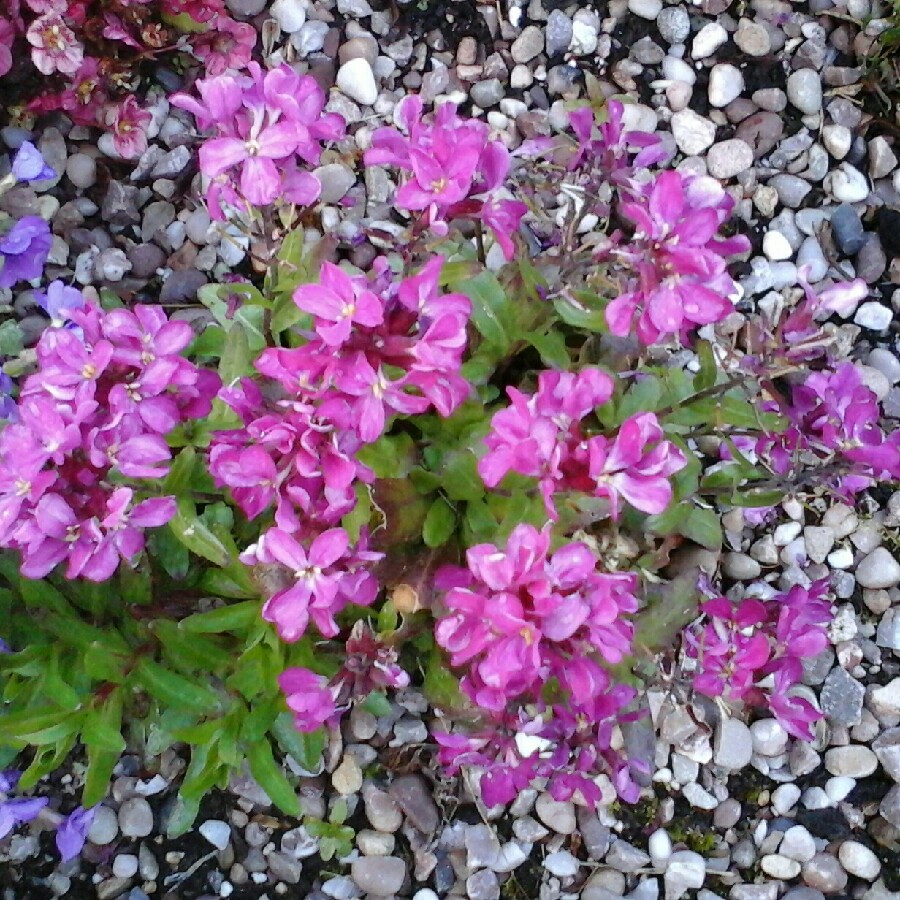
193, 16, 256, 75
107, 97, 152, 160
602, 171, 750, 345
588, 413, 687, 519
279, 668, 337, 733
294, 262, 384, 347
26, 13, 82, 75
252, 527, 353, 641
0, 18, 15, 79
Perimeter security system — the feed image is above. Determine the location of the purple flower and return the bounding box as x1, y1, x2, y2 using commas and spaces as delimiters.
278, 667, 337, 733
56, 806, 95, 862
11, 141, 55, 182
0, 771, 49, 840
0, 216, 52, 287
35, 280, 85, 326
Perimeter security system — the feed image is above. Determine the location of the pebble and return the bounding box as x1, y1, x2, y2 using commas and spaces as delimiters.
762, 855, 802, 879
723, 552, 761, 580
823, 125, 852, 160
854, 302, 893, 332
826, 163, 870, 203
735, 22, 771, 56
657, 7, 690, 44
825, 745, 878, 777
606, 839, 651, 873
88, 806, 119, 846
880, 784, 900, 828
545, 10, 573, 56
271, 0, 306, 32
112, 854, 139, 879
544, 850, 580, 878
332, 755, 363, 795
772, 784, 802, 815
780, 826, 817, 863
707, 139, 754, 180
471, 79, 505, 108
119, 799, 153, 839
762, 229, 794, 261
199, 819, 231, 850
856, 547, 900, 588
351, 857, 406, 896
627, 0, 663, 19
769, 174, 812, 208
838, 841, 881, 880
649, 830, 673, 868
671, 110, 717, 156
665, 851, 706, 900
787, 70, 823, 114
467, 869, 500, 900
363, 785, 402, 833
511, 26, 543, 63
336, 58, 378, 106
692, 23, 728, 59
872, 728, 900, 782
66, 154, 97, 190
802, 854, 848, 893
388, 775, 439, 834
708, 64, 744, 108
751, 719, 789, 756
535, 795, 577, 835
830, 204, 866, 255
714, 718, 754, 770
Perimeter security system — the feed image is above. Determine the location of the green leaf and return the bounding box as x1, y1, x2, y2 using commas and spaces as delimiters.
693, 340, 718, 392
361, 692, 392, 717
0, 320, 24, 356
633, 572, 700, 654
619, 375, 663, 421
218, 321, 255, 387
552, 296, 608, 331
440, 451, 485, 502
423, 649, 463, 710
247, 740, 300, 815
166, 793, 202, 839
458, 271, 517, 350
197, 562, 259, 599
164, 446, 198, 496
0, 709, 83, 746
83, 692, 124, 806
168, 497, 231, 567
148, 526, 191, 580
180, 601, 260, 634
422, 497, 456, 548
271, 713, 324, 773
527, 330, 570, 368
133, 658, 221, 714
679, 506, 723, 550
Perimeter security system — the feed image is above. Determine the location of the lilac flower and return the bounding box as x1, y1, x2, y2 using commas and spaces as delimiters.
0, 770, 49, 840
278, 668, 337, 733
11, 141, 55, 182
0, 216, 52, 287
56, 806, 95, 862
34, 280, 85, 327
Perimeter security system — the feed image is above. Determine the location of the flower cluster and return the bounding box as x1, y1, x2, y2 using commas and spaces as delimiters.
433, 523, 642, 805
3, 0, 255, 158
685, 582, 832, 739
0, 300, 219, 580
211, 255, 472, 644
479, 367, 686, 520
757, 363, 900, 498
171, 63, 344, 216
598, 171, 750, 345
365, 96, 529, 259
279, 621, 410, 733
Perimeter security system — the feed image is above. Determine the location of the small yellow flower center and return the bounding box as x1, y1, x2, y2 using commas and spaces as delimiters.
245, 139, 261, 156
82, 363, 97, 380
341, 303, 356, 318
14, 479, 30, 497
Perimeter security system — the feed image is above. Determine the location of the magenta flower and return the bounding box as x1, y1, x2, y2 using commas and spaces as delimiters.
294, 262, 384, 347
252, 527, 352, 641
602, 171, 750, 345
588, 413, 687, 519
279, 668, 337, 733
0, 18, 15, 79
172, 63, 345, 213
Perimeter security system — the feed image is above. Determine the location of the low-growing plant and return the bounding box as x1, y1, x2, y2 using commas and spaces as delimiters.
1, 64, 894, 850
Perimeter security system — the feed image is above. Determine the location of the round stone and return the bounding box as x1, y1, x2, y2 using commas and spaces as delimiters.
838, 841, 880, 880
351, 857, 406, 896
628, 0, 662, 19
118, 799, 153, 839
657, 7, 690, 43
671, 110, 716, 156
65, 154, 97, 190
87, 806, 119, 846
112, 854, 139, 879
751, 719, 788, 756
692, 22, 728, 59
824, 746, 878, 778
787, 70, 823, 115
708, 64, 744, 108
856, 547, 900, 588
762, 855, 802, 879
336, 58, 378, 106
707, 139, 754, 180
735, 22, 771, 56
